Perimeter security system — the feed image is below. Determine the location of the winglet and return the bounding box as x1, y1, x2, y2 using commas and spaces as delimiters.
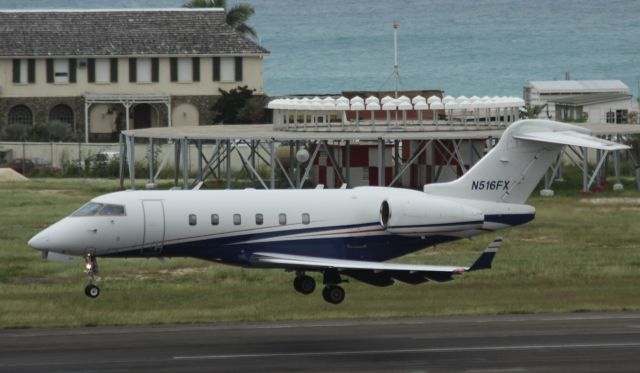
468, 237, 502, 271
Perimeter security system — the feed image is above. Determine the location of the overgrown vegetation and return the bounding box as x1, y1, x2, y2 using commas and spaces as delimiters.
0, 172, 639, 329
211, 86, 265, 124
2, 121, 77, 142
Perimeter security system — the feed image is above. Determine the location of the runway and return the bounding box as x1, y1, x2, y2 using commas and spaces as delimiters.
2, 312, 640, 372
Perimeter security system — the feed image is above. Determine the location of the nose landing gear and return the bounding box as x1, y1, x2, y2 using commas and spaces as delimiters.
84, 255, 100, 298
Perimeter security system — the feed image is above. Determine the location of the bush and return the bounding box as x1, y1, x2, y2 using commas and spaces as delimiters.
211, 85, 256, 124
47, 120, 73, 141
4, 123, 30, 141
236, 96, 266, 124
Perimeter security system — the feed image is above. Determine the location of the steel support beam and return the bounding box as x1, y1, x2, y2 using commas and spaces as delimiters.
126, 135, 135, 190
378, 138, 384, 186
226, 139, 232, 189
182, 138, 189, 190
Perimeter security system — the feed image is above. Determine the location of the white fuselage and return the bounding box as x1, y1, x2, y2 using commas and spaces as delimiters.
28, 187, 534, 265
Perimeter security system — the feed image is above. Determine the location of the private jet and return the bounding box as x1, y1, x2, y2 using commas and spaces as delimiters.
28, 120, 628, 304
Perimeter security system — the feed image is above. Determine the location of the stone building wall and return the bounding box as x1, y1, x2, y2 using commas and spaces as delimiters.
0, 94, 224, 142
0, 96, 85, 138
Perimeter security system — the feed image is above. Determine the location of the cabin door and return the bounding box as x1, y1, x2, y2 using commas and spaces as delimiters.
142, 200, 165, 253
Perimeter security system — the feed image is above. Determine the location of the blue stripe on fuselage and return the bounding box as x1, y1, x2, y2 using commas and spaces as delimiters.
484, 213, 535, 226
102, 213, 534, 264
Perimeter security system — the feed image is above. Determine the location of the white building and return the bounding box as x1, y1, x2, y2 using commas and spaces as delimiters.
523, 80, 632, 122
0, 9, 269, 142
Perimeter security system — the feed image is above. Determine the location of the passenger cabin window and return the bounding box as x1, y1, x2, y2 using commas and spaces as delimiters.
233, 214, 241, 225
189, 214, 197, 226
211, 214, 219, 225
278, 213, 287, 225
255, 213, 263, 225
302, 213, 310, 225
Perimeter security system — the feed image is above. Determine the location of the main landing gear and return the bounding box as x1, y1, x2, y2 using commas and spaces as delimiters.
84, 254, 100, 298
292, 270, 346, 304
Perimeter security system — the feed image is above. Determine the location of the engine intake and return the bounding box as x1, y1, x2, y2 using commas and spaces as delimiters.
380, 195, 484, 236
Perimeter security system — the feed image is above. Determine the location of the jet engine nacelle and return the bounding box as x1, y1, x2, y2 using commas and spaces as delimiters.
380, 195, 484, 236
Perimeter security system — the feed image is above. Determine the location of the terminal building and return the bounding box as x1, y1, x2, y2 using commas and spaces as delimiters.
523, 80, 634, 123
0, 9, 268, 143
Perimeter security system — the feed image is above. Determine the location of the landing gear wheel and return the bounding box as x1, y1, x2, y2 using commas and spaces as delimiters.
85, 284, 100, 298
293, 275, 316, 295
322, 285, 345, 304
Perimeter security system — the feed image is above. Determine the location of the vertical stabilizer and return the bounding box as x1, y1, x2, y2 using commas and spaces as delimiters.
423, 120, 628, 204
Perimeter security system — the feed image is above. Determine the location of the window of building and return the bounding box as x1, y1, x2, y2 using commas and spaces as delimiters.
49, 104, 74, 125
278, 213, 287, 225
137, 58, 152, 83
54, 59, 69, 83
18, 59, 28, 83
177, 58, 193, 82
233, 214, 241, 225
95, 59, 111, 83
362, 167, 369, 180
213, 57, 241, 82
189, 214, 197, 226
255, 213, 263, 225
616, 110, 628, 124
302, 213, 310, 225
220, 57, 235, 81
12, 59, 35, 84
7, 105, 33, 126
211, 214, 219, 225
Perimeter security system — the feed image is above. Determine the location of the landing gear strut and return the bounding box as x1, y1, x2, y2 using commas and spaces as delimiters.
84, 254, 100, 298
293, 272, 316, 295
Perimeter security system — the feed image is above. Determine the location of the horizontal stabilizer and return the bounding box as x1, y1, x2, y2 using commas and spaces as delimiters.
514, 131, 630, 151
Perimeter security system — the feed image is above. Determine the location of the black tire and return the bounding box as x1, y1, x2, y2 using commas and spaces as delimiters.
85, 284, 100, 298
293, 276, 302, 292
298, 275, 316, 295
322, 285, 345, 304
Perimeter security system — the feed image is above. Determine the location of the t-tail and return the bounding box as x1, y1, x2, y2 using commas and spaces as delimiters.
424, 119, 629, 204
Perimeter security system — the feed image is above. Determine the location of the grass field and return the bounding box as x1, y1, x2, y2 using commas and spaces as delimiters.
1, 174, 640, 329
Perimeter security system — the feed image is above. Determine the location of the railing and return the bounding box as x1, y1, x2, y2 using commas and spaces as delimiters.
269, 95, 524, 132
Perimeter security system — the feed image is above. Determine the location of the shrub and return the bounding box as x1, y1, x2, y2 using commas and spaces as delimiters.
47, 120, 73, 142
4, 123, 30, 141
236, 96, 266, 124
211, 85, 255, 124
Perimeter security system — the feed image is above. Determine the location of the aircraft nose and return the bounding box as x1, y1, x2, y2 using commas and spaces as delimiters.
28, 231, 49, 251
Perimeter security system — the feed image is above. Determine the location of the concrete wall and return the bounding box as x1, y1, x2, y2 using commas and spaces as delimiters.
0, 141, 267, 173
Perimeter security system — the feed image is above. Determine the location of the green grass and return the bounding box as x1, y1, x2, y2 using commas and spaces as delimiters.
1, 175, 640, 329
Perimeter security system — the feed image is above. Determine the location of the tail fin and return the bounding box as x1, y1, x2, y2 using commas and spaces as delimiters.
424, 119, 628, 204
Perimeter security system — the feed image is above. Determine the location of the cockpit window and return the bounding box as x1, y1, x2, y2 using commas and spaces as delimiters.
72, 202, 104, 217
99, 204, 126, 216
71, 202, 126, 217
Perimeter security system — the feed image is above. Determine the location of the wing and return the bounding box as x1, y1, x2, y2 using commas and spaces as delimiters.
250, 237, 502, 286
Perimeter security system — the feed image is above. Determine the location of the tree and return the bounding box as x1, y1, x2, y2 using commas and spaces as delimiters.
521, 104, 547, 119
184, 0, 257, 40
211, 85, 258, 124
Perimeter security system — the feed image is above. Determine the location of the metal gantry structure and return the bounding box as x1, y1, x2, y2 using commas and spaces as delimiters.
119, 121, 640, 194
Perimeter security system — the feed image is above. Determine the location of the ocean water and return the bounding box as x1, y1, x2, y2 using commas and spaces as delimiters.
2, 0, 639, 99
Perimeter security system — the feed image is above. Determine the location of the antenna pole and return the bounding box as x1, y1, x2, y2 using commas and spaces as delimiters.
393, 22, 399, 98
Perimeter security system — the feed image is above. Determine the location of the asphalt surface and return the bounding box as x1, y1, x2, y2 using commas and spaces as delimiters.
2, 312, 640, 372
